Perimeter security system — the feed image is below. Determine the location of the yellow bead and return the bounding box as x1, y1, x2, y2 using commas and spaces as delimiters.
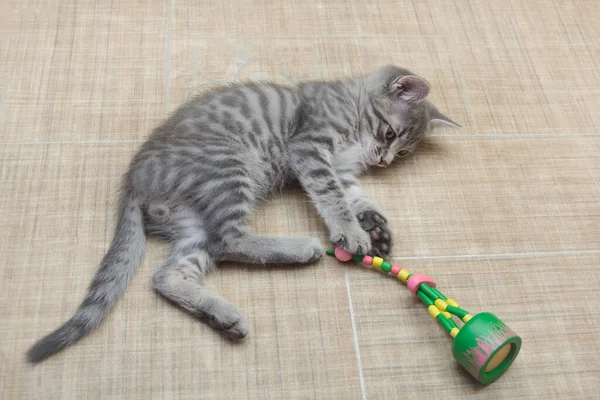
434, 299, 447, 311
462, 314, 473, 323
450, 327, 460, 338
372, 257, 384, 268
442, 311, 452, 319
446, 298, 459, 307
397, 269, 410, 282
427, 305, 440, 318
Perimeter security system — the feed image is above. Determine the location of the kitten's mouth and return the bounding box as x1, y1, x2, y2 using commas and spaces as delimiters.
376, 158, 390, 167
368, 146, 386, 167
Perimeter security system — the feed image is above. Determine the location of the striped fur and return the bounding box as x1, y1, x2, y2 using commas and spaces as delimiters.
27, 65, 459, 362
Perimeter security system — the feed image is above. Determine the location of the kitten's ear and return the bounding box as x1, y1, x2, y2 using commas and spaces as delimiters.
389, 75, 431, 103
428, 103, 461, 130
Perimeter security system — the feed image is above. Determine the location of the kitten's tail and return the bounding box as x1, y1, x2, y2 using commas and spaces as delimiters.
27, 193, 146, 363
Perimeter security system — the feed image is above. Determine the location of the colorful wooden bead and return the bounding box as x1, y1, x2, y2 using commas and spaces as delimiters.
372, 257, 384, 268
427, 305, 440, 318
397, 269, 410, 282
434, 299, 448, 311
407, 273, 437, 296
446, 298, 459, 308
334, 247, 353, 262
449, 327, 460, 338
362, 255, 373, 266
380, 261, 392, 273
390, 264, 401, 275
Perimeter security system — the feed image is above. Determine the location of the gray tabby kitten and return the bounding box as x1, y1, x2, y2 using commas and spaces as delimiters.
28, 65, 458, 362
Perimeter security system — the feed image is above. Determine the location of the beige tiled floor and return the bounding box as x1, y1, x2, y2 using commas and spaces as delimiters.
170, 0, 443, 37
1, 1, 600, 399
445, 0, 600, 135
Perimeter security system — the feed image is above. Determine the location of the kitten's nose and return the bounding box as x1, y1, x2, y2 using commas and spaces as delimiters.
378, 158, 389, 167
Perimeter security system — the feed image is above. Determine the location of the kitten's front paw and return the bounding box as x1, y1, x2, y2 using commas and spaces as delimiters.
330, 226, 372, 255
357, 210, 393, 257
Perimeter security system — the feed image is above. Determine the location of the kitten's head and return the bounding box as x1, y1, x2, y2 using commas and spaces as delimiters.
360, 65, 459, 167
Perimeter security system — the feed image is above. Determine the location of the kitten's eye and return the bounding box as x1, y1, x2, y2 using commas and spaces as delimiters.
397, 150, 410, 157
385, 126, 395, 141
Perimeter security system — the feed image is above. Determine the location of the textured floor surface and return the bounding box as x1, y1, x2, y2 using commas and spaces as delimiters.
1, 1, 600, 399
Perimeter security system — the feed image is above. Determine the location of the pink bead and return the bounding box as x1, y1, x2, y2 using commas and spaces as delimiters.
334, 247, 353, 262
362, 255, 373, 266
390, 264, 401, 275
406, 273, 436, 296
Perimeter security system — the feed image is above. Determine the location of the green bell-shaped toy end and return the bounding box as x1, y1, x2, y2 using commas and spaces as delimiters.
451, 312, 522, 384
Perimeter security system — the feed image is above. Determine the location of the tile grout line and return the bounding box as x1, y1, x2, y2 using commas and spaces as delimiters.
390, 249, 600, 261
344, 268, 367, 400
170, 34, 447, 40
2, 132, 600, 146
434, 0, 479, 134
165, 0, 173, 117
431, 132, 600, 138
0, 139, 145, 145
0, 77, 8, 127
311, 39, 320, 79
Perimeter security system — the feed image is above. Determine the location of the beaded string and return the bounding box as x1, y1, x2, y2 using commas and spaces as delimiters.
327, 248, 473, 338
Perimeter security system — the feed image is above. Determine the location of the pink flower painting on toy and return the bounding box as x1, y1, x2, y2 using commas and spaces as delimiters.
461, 320, 516, 375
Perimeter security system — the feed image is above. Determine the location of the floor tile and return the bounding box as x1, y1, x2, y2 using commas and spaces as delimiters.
171, 0, 444, 38
169, 38, 317, 110
361, 135, 600, 256
0, 0, 167, 142
444, 0, 600, 134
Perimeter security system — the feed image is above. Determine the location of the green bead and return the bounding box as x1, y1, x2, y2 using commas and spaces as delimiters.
420, 284, 439, 301
430, 286, 448, 301
448, 318, 459, 329
352, 254, 364, 262
447, 305, 469, 319
436, 314, 454, 333
417, 289, 434, 306
452, 312, 522, 384
380, 261, 392, 273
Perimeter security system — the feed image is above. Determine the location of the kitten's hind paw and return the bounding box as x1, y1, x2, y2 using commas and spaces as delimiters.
204, 301, 249, 340
357, 210, 393, 257
298, 237, 324, 263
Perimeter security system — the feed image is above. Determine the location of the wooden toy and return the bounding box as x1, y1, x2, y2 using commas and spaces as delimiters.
327, 247, 522, 384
